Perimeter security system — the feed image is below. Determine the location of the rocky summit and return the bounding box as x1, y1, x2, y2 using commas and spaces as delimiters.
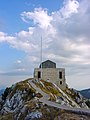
0, 78, 90, 120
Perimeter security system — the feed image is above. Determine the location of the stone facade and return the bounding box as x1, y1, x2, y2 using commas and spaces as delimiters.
34, 60, 66, 90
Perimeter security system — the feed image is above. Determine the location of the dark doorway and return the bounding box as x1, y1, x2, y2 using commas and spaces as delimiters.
38, 71, 41, 78
59, 72, 62, 79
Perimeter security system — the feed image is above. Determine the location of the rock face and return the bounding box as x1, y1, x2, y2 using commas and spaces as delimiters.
0, 78, 90, 120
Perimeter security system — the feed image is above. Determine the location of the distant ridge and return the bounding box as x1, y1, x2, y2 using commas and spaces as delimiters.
79, 88, 90, 99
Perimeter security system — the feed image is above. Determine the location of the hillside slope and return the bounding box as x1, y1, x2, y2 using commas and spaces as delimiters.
0, 78, 90, 120
79, 88, 90, 99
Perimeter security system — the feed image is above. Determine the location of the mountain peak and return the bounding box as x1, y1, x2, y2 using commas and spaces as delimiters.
0, 78, 90, 119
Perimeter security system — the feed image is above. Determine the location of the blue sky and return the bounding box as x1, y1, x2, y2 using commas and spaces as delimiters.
0, 0, 63, 33
0, 0, 90, 90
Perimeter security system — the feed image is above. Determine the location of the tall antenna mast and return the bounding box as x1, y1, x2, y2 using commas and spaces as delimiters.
41, 36, 42, 79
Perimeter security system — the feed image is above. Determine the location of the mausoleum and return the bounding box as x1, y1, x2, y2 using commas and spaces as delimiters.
34, 60, 66, 90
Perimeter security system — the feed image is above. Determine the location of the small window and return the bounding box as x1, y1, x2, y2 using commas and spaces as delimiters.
38, 71, 41, 78
60, 81, 62, 85
59, 72, 62, 79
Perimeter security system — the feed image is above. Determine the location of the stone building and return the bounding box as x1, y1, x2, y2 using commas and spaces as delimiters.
34, 60, 66, 90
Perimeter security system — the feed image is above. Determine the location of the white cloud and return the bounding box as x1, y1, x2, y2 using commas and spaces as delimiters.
16, 60, 22, 64
0, 0, 90, 89
0, 32, 14, 42
0, 29, 39, 53
60, 0, 79, 18
21, 8, 53, 29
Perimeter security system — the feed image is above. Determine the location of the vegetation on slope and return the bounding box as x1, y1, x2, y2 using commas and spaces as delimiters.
0, 78, 90, 120
32, 79, 86, 108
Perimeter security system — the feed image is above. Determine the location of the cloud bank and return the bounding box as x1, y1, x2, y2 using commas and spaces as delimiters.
0, 0, 90, 89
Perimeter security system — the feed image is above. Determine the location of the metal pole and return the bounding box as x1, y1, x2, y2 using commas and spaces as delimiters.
41, 36, 42, 79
